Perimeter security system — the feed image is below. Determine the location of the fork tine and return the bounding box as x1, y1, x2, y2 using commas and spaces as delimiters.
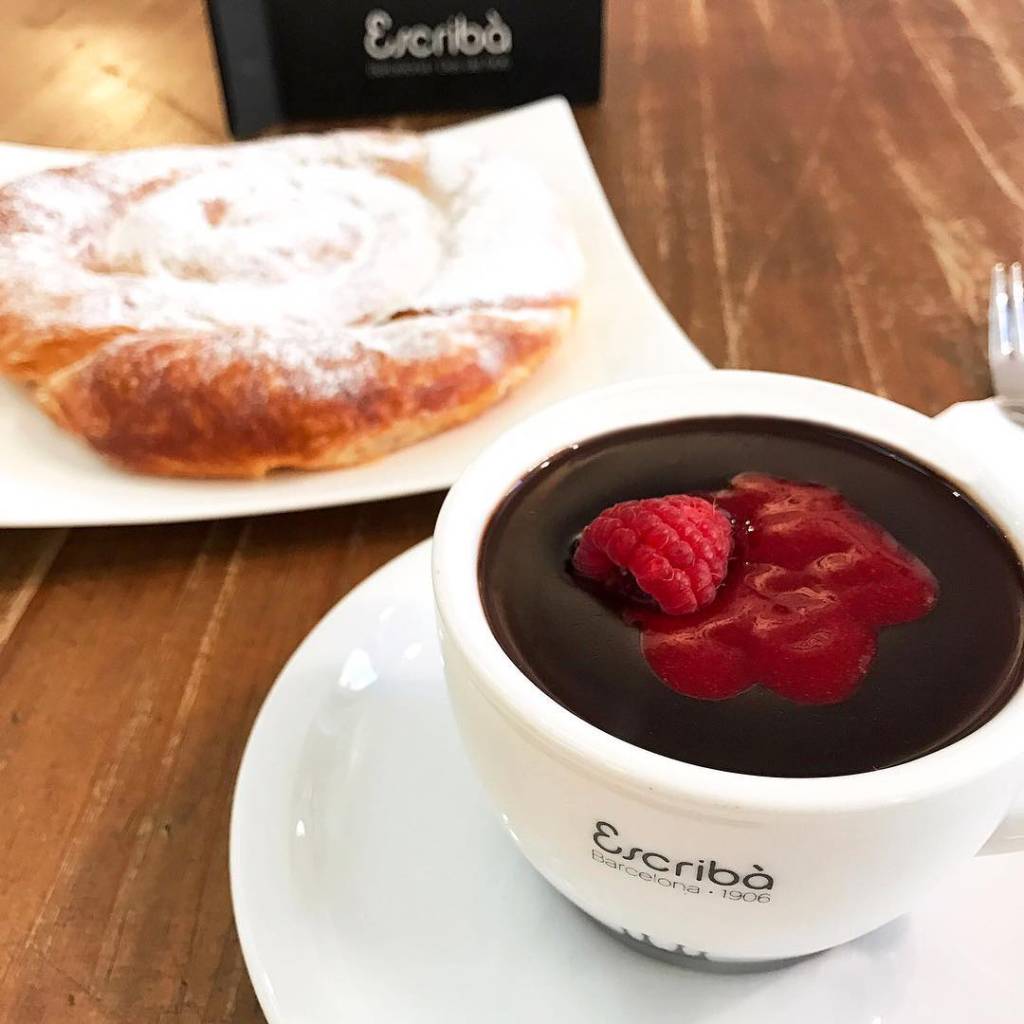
990, 263, 1009, 361
1010, 262, 1024, 357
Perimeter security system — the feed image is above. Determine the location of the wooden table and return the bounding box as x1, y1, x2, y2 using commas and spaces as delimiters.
1, 0, 1021, 1019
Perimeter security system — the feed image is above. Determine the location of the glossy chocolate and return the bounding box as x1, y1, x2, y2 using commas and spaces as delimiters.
479, 417, 1024, 777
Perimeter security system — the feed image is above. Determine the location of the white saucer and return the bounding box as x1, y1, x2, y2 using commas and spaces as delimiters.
230, 540, 1024, 1023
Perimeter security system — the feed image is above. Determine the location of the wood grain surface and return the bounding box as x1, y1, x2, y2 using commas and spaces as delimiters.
1, 0, 1022, 1020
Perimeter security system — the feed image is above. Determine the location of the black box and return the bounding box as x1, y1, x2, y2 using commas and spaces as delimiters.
206, 1, 604, 138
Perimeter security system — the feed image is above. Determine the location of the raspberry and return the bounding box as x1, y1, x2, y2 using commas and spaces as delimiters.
572, 475, 937, 706
572, 495, 733, 615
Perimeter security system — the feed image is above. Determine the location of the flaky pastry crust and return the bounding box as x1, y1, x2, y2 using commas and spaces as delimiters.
0, 130, 581, 477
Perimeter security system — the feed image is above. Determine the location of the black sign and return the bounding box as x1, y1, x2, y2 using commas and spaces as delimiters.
206, 1, 604, 138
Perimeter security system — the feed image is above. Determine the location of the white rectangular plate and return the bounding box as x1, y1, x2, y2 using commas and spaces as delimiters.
0, 97, 708, 527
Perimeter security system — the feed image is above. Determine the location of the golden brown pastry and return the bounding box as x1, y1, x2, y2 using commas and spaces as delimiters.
0, 130, 581, 477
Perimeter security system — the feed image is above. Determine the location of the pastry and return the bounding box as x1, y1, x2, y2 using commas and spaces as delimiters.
0, 130, 581, 477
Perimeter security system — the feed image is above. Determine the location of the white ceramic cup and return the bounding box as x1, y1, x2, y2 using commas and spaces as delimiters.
432, 371, 1024, 964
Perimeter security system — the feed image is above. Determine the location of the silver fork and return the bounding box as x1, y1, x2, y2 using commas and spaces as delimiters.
990, 262, 1024, 424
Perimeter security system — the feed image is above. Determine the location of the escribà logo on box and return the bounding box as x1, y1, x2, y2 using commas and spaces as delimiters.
364, 8, 512, 74
592, 821, 775, 902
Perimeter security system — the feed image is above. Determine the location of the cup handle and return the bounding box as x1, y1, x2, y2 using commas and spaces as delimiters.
979, 786, 1024, 855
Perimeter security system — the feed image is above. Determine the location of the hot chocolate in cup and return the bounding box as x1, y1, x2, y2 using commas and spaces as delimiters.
432, 371, 1024, 965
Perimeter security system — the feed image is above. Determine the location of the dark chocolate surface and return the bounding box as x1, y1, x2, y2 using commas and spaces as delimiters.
479, 418, 1024, 777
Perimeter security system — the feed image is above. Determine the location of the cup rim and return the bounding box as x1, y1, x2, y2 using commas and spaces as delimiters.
432, 371, 1024, 813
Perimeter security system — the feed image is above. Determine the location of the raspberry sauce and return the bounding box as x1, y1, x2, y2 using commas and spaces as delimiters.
479, 418, 1024, 777
595, 474, 938, 705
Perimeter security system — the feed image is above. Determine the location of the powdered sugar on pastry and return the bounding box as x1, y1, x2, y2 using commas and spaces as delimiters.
1, 134, 579, 355
0, 129, 582, 476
